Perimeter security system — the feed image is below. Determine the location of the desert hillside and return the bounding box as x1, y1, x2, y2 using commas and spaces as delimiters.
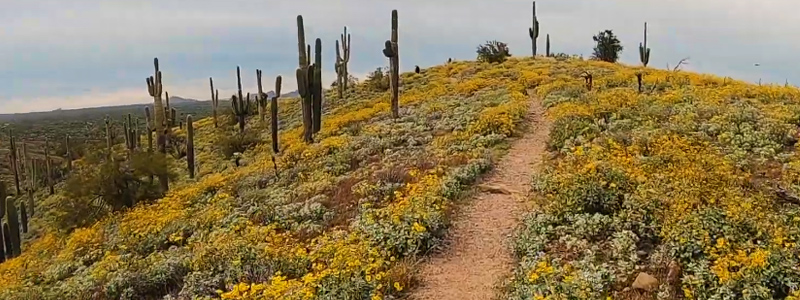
3, 53, 800, 300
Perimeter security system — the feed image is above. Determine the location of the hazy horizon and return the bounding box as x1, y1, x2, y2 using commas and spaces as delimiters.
1, 0, 797, 114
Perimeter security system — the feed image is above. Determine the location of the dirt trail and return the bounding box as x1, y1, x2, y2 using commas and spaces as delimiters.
410, 94, 550, 300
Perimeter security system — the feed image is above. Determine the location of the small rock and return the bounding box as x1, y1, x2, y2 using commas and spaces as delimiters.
632, 272, 659, 292
478, 184, 512, 195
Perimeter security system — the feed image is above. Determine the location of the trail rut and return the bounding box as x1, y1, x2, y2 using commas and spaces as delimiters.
409, 94, 550, 300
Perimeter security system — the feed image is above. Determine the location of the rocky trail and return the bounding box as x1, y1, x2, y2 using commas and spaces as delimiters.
410, 93, 551, 300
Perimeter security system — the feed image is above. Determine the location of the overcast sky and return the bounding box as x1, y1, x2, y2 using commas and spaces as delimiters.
0, 0, 796, 113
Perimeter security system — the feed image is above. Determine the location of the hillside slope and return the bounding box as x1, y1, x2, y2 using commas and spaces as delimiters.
0, 57, 533, 299
6, 55, 799, 300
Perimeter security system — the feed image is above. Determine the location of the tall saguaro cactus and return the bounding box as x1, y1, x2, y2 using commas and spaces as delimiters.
123, 113, 136, 151
3, 223, 12, 259
209, 77, 220, 128
45, 137, 53, 195
335, 26, 351, 99
146, 58, 169, 193
8, 129, 20, 194
272, 76, 282, 153
382, 9, 400, 119
529, 1, 539, 57
256, 69, 268, 123
313, 38, 323, 134
296, 15, 315, 143
186, 115, 195, 179
64, 135, 72, 171
5, 197, 21, 257
639, 22, 650, 67
105, 116, 113, 158
546, 34, 551, 57
231, 66, 251, 133
144, 107, 154, 153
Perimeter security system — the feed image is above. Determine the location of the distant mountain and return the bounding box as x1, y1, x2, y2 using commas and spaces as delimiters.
168, 96, 200, 104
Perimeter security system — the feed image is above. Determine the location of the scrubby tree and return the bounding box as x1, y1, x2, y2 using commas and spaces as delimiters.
364, 67, 391, 92
63, 151, 173, 212
477, 40, 511, 63
591, 30, 623, 63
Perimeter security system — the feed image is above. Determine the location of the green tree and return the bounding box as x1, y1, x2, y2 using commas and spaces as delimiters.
476, 40, 511, 63
591, 30, 623, 63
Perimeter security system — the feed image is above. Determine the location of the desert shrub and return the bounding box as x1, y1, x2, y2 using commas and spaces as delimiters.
476, 40, 511, 64
364, 67, 391, 92
217, 131, 260, 159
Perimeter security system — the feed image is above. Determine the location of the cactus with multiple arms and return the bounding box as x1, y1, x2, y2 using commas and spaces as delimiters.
256, 69, 267, 122
382, 9, 400, 118
186, 115, 195, 179
639, 22, 650, 67
529, 1, 539, 57
272, 76, 282, 153
335, 26, 351, 99
296, 15, 315, 143
123, 113, 136, 151
209, 77, 219, 128
146, 58, 169, 193
231, 66, 251, 133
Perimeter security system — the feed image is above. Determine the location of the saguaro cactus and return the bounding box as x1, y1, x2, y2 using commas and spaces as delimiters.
3, 223, 12, 259
5, 197, 21, 257
105, 116, 113, 158
123, 114, 134, 151
256, 69, 268, 123
8, 130, 20, 194
209, 77, 220, 128
170, 108, 178, 127
529, 1, 539, 57
382, 9, 400, 119
45, 137, 53, 195
64, 135, 72, 171
147, 58, 167, 154
313, 38, 323, 134
165, 91, 172, 127
546, 34, 551, 57
20, 203, 27, 234
146, 58, 169, 193
639, 22, 650, 67
0, 221, 4, 262
186, 115, 195, 179
232, 66, 251, 133
335, 26, 351, 99
144, 107, 154, 153
272, 76, 282, 153
296, 15, 315, 143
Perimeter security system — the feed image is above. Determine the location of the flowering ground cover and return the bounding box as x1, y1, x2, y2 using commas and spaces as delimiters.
0, 57, 540, 299
508, 59, 800, 299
